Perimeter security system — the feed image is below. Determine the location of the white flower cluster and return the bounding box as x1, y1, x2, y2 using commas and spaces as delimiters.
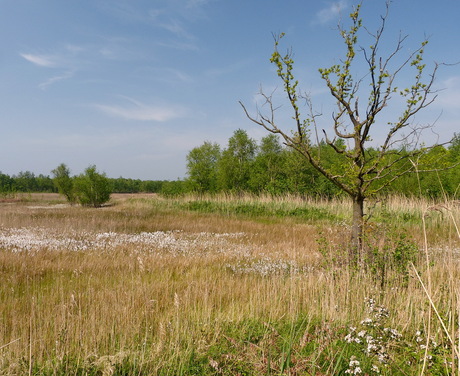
344, 327, 361, 344
344, 356, 362, 374
344, 297, 404, 372
344, 326, 389, 365
365, 298, 389, 321
383, 327, 402, 340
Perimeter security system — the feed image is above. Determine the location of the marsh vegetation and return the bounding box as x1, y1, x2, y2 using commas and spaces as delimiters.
0, 193, 459, 375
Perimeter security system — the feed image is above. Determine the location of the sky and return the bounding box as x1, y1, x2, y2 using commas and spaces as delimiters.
1, 0, 459, 180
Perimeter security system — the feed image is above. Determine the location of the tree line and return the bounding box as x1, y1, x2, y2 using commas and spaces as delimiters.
184, 130, 460, 198
0, 168, 170, 195
2, 132, 457, 201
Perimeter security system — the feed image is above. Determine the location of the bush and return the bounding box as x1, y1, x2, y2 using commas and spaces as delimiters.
52, 163, 76, 204
74, 165, 112, 207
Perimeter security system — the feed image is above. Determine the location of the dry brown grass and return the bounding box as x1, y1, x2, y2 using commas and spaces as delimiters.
0, 193, 458, 374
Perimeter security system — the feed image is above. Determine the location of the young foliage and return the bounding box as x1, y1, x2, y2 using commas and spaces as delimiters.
186, 141, 221, 193
249, 135, 287, 193
240, 1, 444, 260
217, 129, 257, 192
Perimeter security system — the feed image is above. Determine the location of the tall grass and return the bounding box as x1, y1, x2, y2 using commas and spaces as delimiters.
0, 194, 458, 375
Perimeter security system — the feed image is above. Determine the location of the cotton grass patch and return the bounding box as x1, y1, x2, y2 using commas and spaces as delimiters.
226, 256, 316, 276
0, 226, 317, 276
0, 226, 253, 257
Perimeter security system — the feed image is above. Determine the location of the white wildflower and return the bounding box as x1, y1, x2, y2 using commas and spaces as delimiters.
349, 357, 360, 367
377, 351, 389, 364
367, 342, 379, 353
371, 364, 380, 373
345, 356, 362, 374
344, 333, 355, 343
384, 327, 401, 339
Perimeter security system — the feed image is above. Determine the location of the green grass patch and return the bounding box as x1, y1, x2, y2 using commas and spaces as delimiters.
178, 199, 339, 222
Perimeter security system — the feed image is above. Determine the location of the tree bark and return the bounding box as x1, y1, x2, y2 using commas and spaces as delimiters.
351, 195, 365, 264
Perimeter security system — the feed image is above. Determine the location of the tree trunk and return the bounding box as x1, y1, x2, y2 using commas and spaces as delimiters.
351, 195, 365, 264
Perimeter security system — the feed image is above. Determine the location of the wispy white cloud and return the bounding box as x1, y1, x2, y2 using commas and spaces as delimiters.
65, 44, 85, 54
96, 1, 145, 24
20, 53, 57, 67
20, 48, 82, 88
155, 39, 199, 51
21, 42, 144, 88
435, 76, 460, 111
148, 8, 163, 19
205, 59, 253, 79
148, 0, 211, 45
158, 18, 194, 40
161, 0, 211, 19
167, 68, 194, 83
144, 67, 194, 84
38, 71, 75, 90
98, 1, 210, 51
21, 44, 85, 68
93, 97, 187, 122
314, 1, 347, 25
186, 0, 210, 8
184, 0, 213, 20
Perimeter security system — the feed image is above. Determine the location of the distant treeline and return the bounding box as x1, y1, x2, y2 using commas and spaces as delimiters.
2, 131, 459, 199
181, 130, 460, 199
0, 171, 174, 195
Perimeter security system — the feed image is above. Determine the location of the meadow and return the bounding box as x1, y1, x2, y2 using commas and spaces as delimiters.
0, 193, 459, 375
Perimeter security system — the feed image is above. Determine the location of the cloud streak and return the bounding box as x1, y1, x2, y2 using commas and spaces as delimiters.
20, 46, 87, 88
435, 76, 460, 111
157, 18, 194, 40
94, 97, 187, 122
204, 59, 252, 79
20, 53, 57, 67
38, 71, 75, 90
314, 1, 347, 24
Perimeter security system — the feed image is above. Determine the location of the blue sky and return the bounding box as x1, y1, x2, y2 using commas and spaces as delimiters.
1, 0, 459, 180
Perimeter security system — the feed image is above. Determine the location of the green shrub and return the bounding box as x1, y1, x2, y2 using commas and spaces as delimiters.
74, 165, 112, 207
51, 163, 76, 204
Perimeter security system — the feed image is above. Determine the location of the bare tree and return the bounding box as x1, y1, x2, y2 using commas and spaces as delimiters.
240, 2, 442, 261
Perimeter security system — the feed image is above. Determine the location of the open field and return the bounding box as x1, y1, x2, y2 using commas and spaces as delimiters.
0, 193, 459, 375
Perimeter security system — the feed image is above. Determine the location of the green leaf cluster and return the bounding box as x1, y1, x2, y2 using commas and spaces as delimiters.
73, 165, 112, 207
51, 164, 112, 207
185, 131, 460, 198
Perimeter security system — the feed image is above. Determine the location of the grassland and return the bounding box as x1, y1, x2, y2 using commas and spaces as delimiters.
0, 193, 459, 375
